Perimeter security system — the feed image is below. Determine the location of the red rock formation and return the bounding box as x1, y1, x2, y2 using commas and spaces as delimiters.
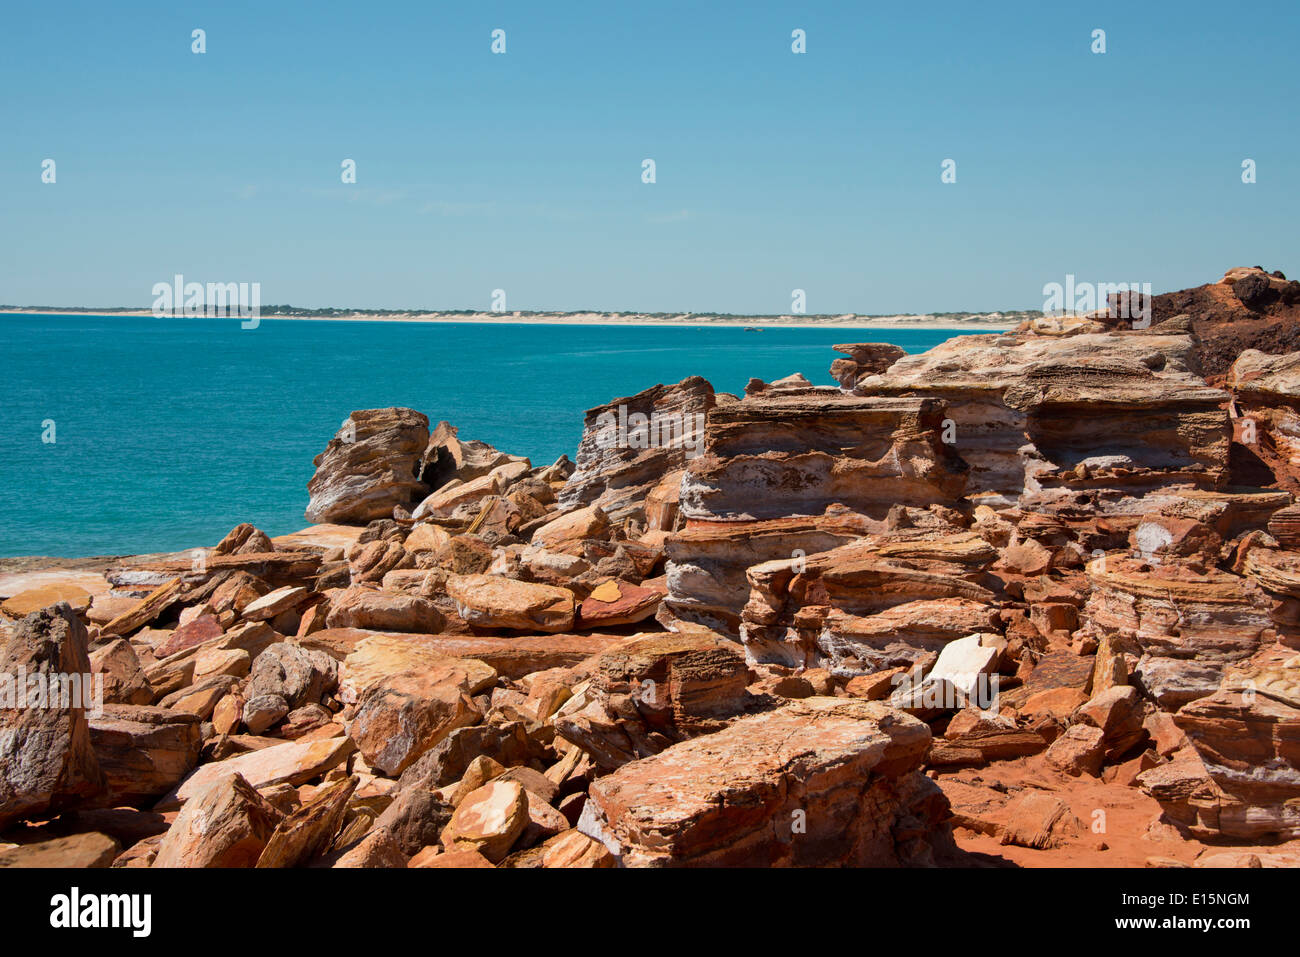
681, 393, 967, 522
740, 531, 999, 673
578, 697, 952, 866
305, 408, 431, 523
558, 377, 715, 524
18, 267, 1300, 867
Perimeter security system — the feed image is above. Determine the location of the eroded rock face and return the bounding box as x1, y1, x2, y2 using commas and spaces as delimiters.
829, 342, 907, 389
740, 531, 999, 673
1230, 349, 1300, 491
856, 331, 1230, 507
1142, 649, 1300, 842
421, 421, 530, 491
306, 408, 431, 524
681, 394, 967, 523
554, 631, 759, 771
662, 512, 873, 637
558, 377, 715, 523
1081, 556, 1273, 709
579, 697, 951, 866
212, 523, 276, 556
0, 604, 105, 829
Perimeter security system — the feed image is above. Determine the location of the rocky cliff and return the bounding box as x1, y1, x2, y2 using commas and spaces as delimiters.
4, 266, 1300, 868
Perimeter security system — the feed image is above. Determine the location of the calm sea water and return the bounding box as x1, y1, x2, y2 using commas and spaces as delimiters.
1, 314, 976, 558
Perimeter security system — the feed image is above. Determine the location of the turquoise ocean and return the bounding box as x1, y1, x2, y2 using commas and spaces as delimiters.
1, 314, 981, 558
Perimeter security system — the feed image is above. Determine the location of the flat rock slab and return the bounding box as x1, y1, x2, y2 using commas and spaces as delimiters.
447, 574, 576, 633
304, 629, 623, 681
0, 831, 119, 868
157, 734, 354, 809
580, 697, 939, 867
0, 570, 110, 603
272, 525, 364, 551
578, 580, 663, 628
1002, 652, 1095, 709
0, 583, 94, 617
339, 634, 497, 704
407, 633, 625, 680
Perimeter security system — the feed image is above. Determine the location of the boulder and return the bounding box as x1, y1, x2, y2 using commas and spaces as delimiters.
256, 775, 356, 868
440, 780, 529, 862
244, 641, 338, 719
325, 586, 445, 633
305, 408, 431, 524
0, 604, 105, 829
88, 639, 153, 705
88, 705, 202, 805
999, 791, 1083, 849
1045, 724, 1106, 777
530, 505, 610, 557
153, 772, 283, 867
212, 522, 276, 555
446, 575, 576, 633
579, 697, 950, 867
342, 636, 496, 775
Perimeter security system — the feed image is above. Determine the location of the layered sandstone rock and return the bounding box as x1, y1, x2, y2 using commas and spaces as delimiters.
857, 331, 1229, 507
558, 377, 715, 523
88, 705, 201, 805
828, 342, 906, 389
1141, 649, 1300, 841
1230, 349, 1300, 491
23, 269, 1300, 870
421, 421, 531, 491
662, 511, 874, 637
578, 697, 951, 866
553, 631, 759, 770
305, 408, 431, 523
740, 530, 999, 673
1081, 556, 1273, 708
680, 393, 967, 522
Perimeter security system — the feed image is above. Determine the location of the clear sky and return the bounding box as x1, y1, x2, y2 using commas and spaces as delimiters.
2, 0, 1296, 314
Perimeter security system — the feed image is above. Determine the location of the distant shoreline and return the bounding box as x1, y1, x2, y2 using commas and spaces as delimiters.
2, 308, 1022, 332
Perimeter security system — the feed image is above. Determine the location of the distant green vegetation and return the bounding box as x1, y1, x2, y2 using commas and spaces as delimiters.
2, 304, 1044, 320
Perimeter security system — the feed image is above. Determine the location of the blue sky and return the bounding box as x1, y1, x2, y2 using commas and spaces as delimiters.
2, 0, 1296, 314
